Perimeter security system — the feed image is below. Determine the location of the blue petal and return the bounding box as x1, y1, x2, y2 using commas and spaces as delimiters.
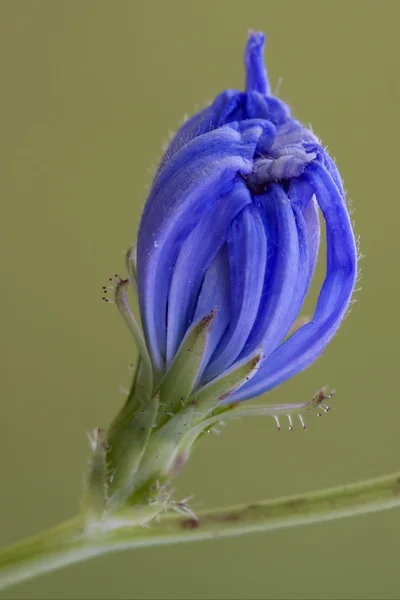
290, 202, 313, 312
288, 179, 321, 288
137, 121, 267, 376
231, 162, 357, 401
245, 31, 270, 94
204, 201, 267, 379
157, 90, 277, 176
157, 90, 243, 173
193, 245, 231, 382
250, 145, 316, 185
165, 177, 251, 368
302, 195, 321, 288
321, 150, 345, 198
302, 141, 345, 198
271, 118, 318, 151
223, 92, 290, 127
239, 183, 301, 359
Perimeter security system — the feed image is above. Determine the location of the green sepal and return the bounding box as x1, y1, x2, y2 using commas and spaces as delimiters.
132, 350, 263, 491
125, 242, 137, 287
114, 278, 153, 399
129, 404, 199, 494
193, 349, 263, 418
81, 428, 109, 523
156, 311, 216, 428
212, 388, 335, 431
106, 393, 160, 511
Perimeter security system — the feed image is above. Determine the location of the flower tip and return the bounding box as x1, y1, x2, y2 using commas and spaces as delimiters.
244, 31, 270, 95
247, 30, 266, 49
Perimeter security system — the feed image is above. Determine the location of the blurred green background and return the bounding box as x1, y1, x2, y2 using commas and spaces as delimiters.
1, 1, 399, 598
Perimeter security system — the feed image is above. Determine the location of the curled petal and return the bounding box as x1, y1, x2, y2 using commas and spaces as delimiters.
251, 145, 316, 183
157, 90, 243, 172
158, 89, 278, 175
288, 180, 321, 288
271, 118, 319, 151
166, 177, 251, 367
192, 245, 231, 380
205, 202, 267, 379
231, 162, 357, 401
302, 195, 321, 288
247, 145, 316, 194
239, 183, 301, 359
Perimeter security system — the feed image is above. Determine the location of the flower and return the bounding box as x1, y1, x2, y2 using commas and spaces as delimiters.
136, 31, 357, 402
98, 31, 357, 513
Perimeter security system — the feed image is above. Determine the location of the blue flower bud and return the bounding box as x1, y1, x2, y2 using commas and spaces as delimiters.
93, 32, 357, 516
137, 31, 357, 401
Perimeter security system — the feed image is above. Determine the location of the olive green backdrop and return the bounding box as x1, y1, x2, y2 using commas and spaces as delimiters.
1, 1, 399, 599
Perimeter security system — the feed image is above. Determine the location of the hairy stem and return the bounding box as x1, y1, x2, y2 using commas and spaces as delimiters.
1, 471, 399, 592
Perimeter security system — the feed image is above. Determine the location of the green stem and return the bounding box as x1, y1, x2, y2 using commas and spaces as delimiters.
1, 471, 400, 592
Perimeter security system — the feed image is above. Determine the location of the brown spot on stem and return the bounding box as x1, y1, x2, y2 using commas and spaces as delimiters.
284, 498, 306, 511
181, 518, 200, 529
